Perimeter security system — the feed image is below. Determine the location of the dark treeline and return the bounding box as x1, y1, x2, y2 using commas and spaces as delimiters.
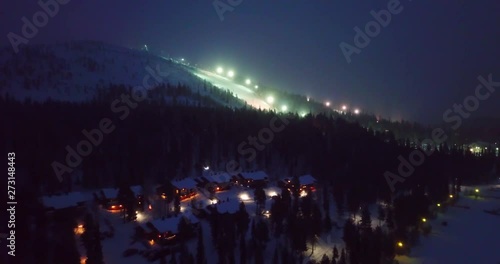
2, 84, 499, 263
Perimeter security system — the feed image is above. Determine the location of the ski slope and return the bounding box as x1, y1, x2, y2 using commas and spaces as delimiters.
189, 68, 272, 110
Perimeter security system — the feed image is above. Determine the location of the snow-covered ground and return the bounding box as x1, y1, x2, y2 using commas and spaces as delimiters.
189, 68, 272, 111
396, 185, 500, 264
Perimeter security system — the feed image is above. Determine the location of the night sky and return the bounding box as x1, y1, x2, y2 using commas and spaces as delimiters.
2, 1, 500, 124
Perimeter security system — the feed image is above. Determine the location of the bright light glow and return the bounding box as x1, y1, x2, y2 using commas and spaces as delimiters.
216, 67, 223, 74
245, 79, 251, 85
80, 257, 87, 264
325, 101, 330, 107
475, 189, 479, 193
266, 96, 275, 104
281, 105, 288, 112
470, 148, 474, 152
300, 190, 307, 197
149, 239, 155, 246
354, 109, 360, 115
300, 112, 307, 117
342, 105, 347, 111
496, 147, 499, 151
181, 58, 184, 61
136, 212, 145, 222
422, 218, 427, 222
227, 70, 235, 78
74, 224, 85, 235
268, 191, 278, 197
437, 203, 441, 207
203, 166, 210, 171
307, 97, 310, 102
239, 193, 250, 201
255, 85, 259, 89
449, 194, 453, 198
211, 199, 218, 205
397, 242, 404, 247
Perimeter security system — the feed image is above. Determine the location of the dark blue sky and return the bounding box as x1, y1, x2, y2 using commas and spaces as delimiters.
2, 1, 500, 123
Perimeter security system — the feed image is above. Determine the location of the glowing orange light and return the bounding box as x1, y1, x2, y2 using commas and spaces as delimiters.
148, 204, 152, 210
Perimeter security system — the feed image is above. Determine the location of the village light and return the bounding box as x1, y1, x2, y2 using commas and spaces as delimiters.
266, 96, 275, 104
216, 67, 223, 74
342, 105, 347, 111
449, 194, 453, 198
149, 239, 155, 246
203, 166, 210, 171
300, 190, 308, 197
307, 97, 310, 102
325, 101, 330, 107
354, 109, 360, 115
239, 193, 250, 201
397, 242, 404, 248
227, 70, 235, 78
211, 199, 218, 204
245, 79, 251, 85
74, 224, 85, 235
437, 203, 441, 207
281, 105, 288, 112
475, 189, 479, 193
255, 85, 259, 89
268, 191, 278, 197
422, 218, 427, 223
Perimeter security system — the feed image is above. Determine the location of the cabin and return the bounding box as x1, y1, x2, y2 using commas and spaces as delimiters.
42, 192, 87, 211
279, 174, 317, 191
236, 171, 269, 188
202, 171, 232, 192
142, 212, 199, 245
170, 178, 198, 200
41, 192, 88, 215
95, 185, 143, 211
299, 175, 317, 191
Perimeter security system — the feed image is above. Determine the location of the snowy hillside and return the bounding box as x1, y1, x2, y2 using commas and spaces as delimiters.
0, 41, 247, 108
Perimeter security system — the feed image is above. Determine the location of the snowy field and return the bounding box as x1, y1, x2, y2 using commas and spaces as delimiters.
396, 185, 500, 264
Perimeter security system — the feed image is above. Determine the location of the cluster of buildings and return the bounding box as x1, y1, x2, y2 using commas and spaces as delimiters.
39, 171, 317, 248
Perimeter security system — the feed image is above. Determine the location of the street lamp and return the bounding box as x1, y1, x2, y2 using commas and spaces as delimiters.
266, 96, 275, 104
245, 79, 251, 85
216, 67, 224, 74
281, 105, 288, 112
342, 105, 347, 111
227, 70, 235, 78
325, 101, 330, 107
354, 109, 360, 115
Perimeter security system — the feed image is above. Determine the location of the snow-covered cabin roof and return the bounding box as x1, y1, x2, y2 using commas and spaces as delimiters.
205, 172, 231, 183
299, 175, 316, 185
171, 178, 198, 189
42, 192, 87, 209
100, 188, 118, 199
240, 171, 268, 181
149, 212, 199, 233
212, 200, 241, 214
130, 185, 142, 196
